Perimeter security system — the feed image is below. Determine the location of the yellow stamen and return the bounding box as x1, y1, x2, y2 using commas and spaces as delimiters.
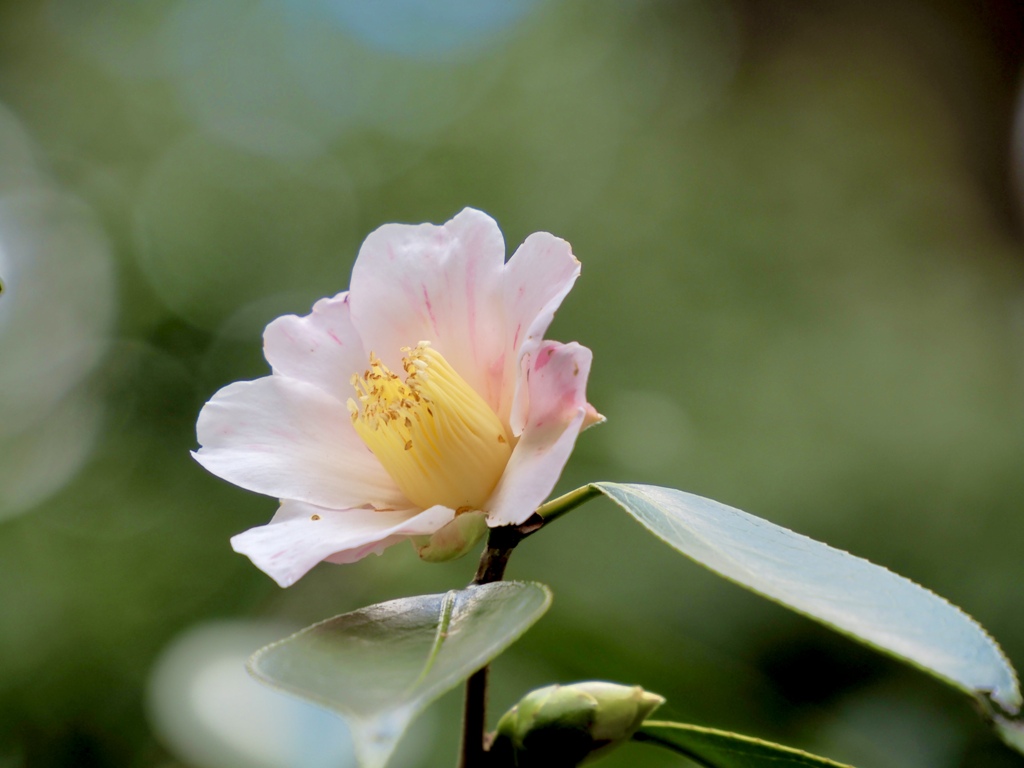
347, 342, 512, 511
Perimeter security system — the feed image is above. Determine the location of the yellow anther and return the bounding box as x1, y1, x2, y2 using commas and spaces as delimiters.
347, 342, 512, 510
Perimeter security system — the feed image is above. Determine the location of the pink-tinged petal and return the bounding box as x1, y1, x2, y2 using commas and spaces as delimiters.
523, 340, 596, 429
485, 341, 595, 526
231, 501, 455, 587
348, 208, 506, 410
262, 292, 367, 402
501, 232, 581, 434
194, 376, 407, 510
486, 409, 587, 527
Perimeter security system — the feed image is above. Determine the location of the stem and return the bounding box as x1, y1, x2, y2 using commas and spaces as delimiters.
459, 485, 603, 767
460, 666, 490, 768
534, 484, 602, 525
460, 528, 518, 768
471, 526, 520, 585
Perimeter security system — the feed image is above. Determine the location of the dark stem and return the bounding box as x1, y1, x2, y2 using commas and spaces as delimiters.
460, 665, 490, 768
472, 521, 531, 585
459, 516, 543, 768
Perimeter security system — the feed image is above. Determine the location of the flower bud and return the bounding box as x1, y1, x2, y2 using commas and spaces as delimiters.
491, 681, 664, 766
413, 510, 487, 563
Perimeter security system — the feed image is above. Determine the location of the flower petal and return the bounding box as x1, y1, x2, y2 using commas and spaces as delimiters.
486, 341, 596, 526
230, 501, 455, 587
194, 375, 407, 510
502, 232, 581, 434
262, 292, 366, 402
348, 207, 506, 410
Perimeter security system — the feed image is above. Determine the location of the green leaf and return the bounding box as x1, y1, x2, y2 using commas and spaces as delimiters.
634, 721, 853, 767
594, 482, 1021, 714
247, 581, 552, 768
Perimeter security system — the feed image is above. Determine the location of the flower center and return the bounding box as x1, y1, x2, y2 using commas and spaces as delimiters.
347, 342, 512, 511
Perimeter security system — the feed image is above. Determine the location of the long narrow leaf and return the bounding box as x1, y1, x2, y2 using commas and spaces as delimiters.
635, 721, 853, 767
595, 482, 1020, 715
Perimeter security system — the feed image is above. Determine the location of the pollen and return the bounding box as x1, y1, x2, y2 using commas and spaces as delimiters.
347, 342, 513, 511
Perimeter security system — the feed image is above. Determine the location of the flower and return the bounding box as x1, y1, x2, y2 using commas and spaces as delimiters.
194, 208, 602, 586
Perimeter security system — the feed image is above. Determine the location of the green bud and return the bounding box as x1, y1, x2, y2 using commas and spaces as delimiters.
491, 682, 665, 767
413, 510, 487, 563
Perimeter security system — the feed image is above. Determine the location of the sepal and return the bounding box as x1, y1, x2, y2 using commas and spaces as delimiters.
413, 510, 488, 562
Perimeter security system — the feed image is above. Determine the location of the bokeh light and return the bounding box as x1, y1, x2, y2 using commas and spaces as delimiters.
313, 0, 544, 59
147, 620, 359, 768
0, 104, 114, 519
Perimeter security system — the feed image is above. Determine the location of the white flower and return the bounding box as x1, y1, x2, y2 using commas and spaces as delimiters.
194, 208, 601, 586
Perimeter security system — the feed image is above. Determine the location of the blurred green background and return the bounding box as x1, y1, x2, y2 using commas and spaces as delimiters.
1, 0, 1023, 766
